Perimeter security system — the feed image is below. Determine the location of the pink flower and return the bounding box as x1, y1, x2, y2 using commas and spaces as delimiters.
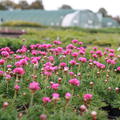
78, 57, 87, 63
83, 94, 93, 101
13, 67, 25, 75
108, 53, 114, 57
48, 56, 54, 62
51, 83, 60, 90
31, 58, 38, 64
52, 93, 60, 100
96, 63, 106, 69
0, 59, 5, 65
69, 60, 77, 65
14, 85, 20, 91
44, 71, 52, 76
92, 54, 97, 58
65, 92, 71, 100
64, 67, 69, 72
42, 97, 51, 104
15, 55, 22, 60
109, 49, 115, 53
92, 47, 97, 50
29, 81, 40, 92
1, 51, 9, 57
60, 62, 67, 67
111, 60, 116, 65
66, 44, 75, 49
117, 67, 120, 71
106, 59, 111, 64
106, 59, 116, 65
53, 40, 61, 45
69, 72, 74, 76
78, 42, 83, 45
69, 78, 80, 86
5, 74, 11, 80
15, 61, 22, 67
90, 50, 95, 54
72, 52, 79, 58
96, 50, 103, 57
72, 39, 78, 44
7, 65, 12, 68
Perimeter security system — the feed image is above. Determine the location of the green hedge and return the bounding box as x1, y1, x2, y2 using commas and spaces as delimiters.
1, 21, 44, 27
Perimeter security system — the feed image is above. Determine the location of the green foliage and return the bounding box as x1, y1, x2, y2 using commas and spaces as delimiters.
0, 27, 120, 50
0, 33, 120, 119
1, 21, 43, 27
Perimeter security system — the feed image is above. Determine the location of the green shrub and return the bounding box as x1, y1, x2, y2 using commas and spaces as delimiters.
1, 21, 44, 27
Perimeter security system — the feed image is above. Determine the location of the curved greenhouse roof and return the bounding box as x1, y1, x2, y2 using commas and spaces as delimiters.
0, 9, 75, 26
0, 9, 119, 28
61, 10, 101, 28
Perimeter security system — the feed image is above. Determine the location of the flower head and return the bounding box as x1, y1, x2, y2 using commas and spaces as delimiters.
13, 67, 25, 75
29, 81, 40, 92
42, 97, 51, 104
83, 94, 92, 101
65, 92, 71, 100
69, 78, 80, 86
52, 93, 60, 101
51, 83, 60, 90
14, 85, 20, 91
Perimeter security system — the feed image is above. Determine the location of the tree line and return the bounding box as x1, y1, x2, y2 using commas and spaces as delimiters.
0, 0, 44, 10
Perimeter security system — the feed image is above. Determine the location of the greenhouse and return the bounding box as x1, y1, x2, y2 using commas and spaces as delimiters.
0, 9, 119, 28
61, 10, 101, 28
102, 17, 119, 27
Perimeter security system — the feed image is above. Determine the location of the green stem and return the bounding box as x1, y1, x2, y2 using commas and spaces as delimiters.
12, 90, 17, 105
6, 81, 9, 94
30, 93, 34, 107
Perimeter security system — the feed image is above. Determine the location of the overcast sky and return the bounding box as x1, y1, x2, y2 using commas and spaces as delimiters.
13, 0, 120, 16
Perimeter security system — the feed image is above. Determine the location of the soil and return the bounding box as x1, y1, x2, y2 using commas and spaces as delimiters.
102, 105, 120, 120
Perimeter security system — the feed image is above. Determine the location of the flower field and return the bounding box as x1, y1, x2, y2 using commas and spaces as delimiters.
0, 38, 120, 120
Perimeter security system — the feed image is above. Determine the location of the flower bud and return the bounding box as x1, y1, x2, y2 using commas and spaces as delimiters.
91, 111, 97, 120
115, 87, 119, 93
106, 74, 109, 78
3, 102, 9, 108
58, 77, 62, 83
104, 79, 108, 83
80, 105, 87, 116
40, 114, 47, 120
90, 82, 94, 87
108, 87, 112, 91
80, 105, 87, 112
18, 112, 23, 119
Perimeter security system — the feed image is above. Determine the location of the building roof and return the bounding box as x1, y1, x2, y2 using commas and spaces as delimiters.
0, 9, 75, 26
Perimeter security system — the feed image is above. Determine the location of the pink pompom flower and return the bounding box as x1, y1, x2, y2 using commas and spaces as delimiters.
69, 78, 80, 86
65, 92, 71, 100
29, 81, 40, 93
51, 83, 60, 90
117, 66, 120, 71
52, 93, 60, 101
78, 57, 87, 63
83, 94, 93, 101
14, 85, 20, 91
42, 97, 51, 104
13, 67, 25, 75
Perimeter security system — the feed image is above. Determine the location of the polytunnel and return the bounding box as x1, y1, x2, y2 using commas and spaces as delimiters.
0, 9, 119, 28
0, 9, 75, 26
61, 10, 102, 28
102, 17, 119, 28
